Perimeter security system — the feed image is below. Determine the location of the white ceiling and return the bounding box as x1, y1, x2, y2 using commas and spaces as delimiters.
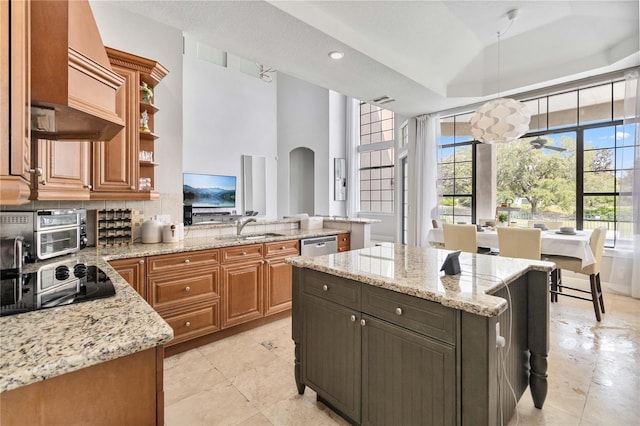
101, 0, 639, 117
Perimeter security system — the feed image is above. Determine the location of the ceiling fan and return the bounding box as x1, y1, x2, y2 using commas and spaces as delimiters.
530, 137, 566, 152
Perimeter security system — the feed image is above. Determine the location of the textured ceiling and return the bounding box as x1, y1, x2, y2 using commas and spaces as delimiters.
98, 0, 639, 117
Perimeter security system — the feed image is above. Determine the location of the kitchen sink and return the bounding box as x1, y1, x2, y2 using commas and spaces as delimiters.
219, 232, 284, 241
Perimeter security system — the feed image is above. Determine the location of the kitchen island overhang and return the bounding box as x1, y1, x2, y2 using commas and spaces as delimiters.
287, 244, 555, 426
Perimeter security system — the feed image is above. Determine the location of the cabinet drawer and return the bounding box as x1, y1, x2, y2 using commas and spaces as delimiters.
337, 233, 350, 252
149, 268, 219, 310
221, 244, 263, 263
303, 270, 360, 310
147, 249, 219, 275
264, 239, 299, 258
362, 284, 456, 345
162, 301, 220, 346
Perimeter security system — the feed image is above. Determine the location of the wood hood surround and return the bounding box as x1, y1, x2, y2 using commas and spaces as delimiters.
30, 0, 124, 141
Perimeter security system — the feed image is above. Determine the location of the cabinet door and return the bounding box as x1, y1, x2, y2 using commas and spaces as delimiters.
361, 315, 456, 426
92, 65, 138, 195
264, 257, 292, 316
302, 294, 361, 423
0, 0, 31, 204
109, 257, 146, 299
337, 233, 350, 252
221, 260, 263, 328
31, 139, 91, 200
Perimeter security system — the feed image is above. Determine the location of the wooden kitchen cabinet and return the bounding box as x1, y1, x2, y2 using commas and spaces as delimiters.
147, 250, 221, 346
109, 257, 146, 299
337, 232, 351, 252
30, 139, 92, 200
0, 346, 164, 426
93, 47, 168, 200
264, 239, 299, 316
0, 0, 31, 205
221, 244, 265, 328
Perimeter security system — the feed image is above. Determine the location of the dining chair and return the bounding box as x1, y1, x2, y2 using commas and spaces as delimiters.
496, 227, 542, 260
442, 223, 478, 253
546, 227, 607, 321
527, 220, 563, 230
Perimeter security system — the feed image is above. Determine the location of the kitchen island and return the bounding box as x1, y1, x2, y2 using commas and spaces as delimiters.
287, 244, 554, 426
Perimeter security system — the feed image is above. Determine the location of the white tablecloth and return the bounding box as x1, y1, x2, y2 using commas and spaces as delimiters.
427, 228, 596, 268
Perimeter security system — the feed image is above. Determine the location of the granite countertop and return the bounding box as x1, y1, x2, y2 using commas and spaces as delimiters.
286, 243, 555, 317
1, 226, 349, 393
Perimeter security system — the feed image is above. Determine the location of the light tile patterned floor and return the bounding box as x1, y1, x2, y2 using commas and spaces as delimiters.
164, 289, 639, 426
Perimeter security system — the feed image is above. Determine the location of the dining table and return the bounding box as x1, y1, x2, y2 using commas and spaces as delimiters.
427, 227, 596, 268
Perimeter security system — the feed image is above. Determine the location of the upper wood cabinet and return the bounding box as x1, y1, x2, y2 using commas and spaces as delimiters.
91, 47, 168, 200
0, 0, 31, 205
30, 139, 91, 200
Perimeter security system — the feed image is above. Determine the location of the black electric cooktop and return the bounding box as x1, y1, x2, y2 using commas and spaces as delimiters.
0, 261, 116, 317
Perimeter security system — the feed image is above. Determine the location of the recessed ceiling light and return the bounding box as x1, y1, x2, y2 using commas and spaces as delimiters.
328, 51, 344, 60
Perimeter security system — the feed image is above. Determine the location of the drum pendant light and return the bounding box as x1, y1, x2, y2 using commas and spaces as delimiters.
470, 10, 530, 144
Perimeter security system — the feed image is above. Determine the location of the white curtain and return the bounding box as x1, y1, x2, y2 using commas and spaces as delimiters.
609, 68, 640, 297
345, 97, 360, 218
408, 113, 440, 247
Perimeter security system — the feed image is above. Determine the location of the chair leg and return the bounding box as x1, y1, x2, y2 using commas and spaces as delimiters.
550, 269, 559, 303
590, 274, 602, 322
596, 273, 605, 314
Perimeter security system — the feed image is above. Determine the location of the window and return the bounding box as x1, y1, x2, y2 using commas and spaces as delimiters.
437, 115, 475, 224
402, 157, 409, 244
359, 103, 395, 213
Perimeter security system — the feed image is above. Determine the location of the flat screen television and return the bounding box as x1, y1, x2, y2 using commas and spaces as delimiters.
183, 173, 236, 208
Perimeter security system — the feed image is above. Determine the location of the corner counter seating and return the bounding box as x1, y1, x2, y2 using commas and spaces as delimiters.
287, 244, 555, 426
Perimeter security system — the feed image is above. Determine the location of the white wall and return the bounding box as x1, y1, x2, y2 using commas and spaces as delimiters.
329, 91, 347, 217
277, 73, 330, 218
182, 40, 278, 219
90, 1, 184, 223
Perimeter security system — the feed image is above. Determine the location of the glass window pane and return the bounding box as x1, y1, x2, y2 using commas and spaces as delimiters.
548, 91, 578, 129
617, 123, 637, 147
616, 146, 635, 169
455, 161, 472, 179
524, 98, 548, 132
583, 195, 615, 222
613, 81, 625, 120
440, 178, 455, 195
583, 171, 615, 193
584, 148, 615, 172
454, 113, 474, 143
440, 116, 454, 138
455, 178, 472, 194
584, 126, 615, 149
370, 132, 381, 143
579, 84, 612, 124
360, 152, 371, 167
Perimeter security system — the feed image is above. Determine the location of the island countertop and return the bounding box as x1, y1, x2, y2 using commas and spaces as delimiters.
286, 243, 555, 317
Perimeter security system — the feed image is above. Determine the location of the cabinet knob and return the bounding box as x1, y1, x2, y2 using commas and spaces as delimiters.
241, 251, 247, 256
281, 246, 286, 250
322, 284, 328, 292
185, 286, 191, 292
130, 185, 136, 190
28, 167, 43, 176
350, 315, 356, 322
138, 259, 145, 264
395, 307, 403, 316
360, 319, 366, 327
84, 184, 93, 190
185, 321, 191, 327
184, 259, 190, 264
40, 180, 47, 186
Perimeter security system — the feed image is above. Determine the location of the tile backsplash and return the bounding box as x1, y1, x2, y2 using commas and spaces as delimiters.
0, 192, 183, 243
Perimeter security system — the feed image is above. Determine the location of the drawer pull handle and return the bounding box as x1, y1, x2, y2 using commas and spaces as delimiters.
360, 319, 366, 327
350, 315, 356, 322
185, 286, 191, 292
184, 259, 190, 264
322, 284, 328, 292
395, 307, 403, 316
185, 321, 191, 327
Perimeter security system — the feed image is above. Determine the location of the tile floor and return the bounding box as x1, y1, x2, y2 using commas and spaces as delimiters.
164, 288, 639, 426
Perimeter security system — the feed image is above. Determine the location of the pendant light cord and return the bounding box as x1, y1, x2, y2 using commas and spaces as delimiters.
497, 10, 518, 97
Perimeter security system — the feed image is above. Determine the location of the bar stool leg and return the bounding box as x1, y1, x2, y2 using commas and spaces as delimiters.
590, 274, 602, 322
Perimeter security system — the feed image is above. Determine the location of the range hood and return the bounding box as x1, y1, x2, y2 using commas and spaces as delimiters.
30, 0, 124, 141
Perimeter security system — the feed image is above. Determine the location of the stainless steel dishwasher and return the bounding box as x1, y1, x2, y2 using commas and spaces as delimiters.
300, 235, 338, 256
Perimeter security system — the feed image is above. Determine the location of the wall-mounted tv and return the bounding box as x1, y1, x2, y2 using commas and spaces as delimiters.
183, 173, 236, 208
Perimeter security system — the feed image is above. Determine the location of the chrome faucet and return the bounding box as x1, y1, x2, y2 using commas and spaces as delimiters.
237, 217, 257, 237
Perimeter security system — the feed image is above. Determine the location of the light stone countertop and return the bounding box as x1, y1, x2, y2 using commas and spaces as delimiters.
0, 227, 349, 393
286, 243, 555, 317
